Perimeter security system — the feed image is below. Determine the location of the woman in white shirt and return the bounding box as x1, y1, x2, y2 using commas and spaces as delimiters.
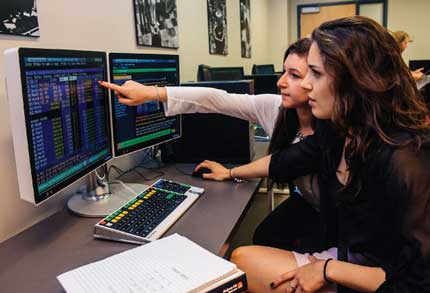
99, 38, 322, 252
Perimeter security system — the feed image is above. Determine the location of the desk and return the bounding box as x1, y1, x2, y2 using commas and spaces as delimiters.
0, 163, 261, 292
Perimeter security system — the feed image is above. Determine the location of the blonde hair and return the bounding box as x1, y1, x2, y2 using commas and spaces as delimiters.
391, 30, 412, 45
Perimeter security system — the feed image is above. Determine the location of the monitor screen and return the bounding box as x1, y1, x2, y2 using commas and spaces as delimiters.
161, 80, 254, 164
5, 48, 112, 204
409, 60, 430, 72
109, 53, 181, 157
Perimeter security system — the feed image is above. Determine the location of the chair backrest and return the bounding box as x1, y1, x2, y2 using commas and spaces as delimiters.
252, 64, 275, 75
208, 67, 244, 81
197, 64, 211, 81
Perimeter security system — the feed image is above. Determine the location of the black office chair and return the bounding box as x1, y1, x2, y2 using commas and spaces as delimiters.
252, 64, 275, 75
197, 64, 211, 81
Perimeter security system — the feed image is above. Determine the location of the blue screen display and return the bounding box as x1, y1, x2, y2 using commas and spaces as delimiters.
20, 50, 111, 203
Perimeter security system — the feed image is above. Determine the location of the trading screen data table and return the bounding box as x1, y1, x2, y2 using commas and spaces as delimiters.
20, 53, 111, 203
109, 54, 181, 157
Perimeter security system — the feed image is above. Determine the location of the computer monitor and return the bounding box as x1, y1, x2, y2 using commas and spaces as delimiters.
409, 60, 430, 73
208, 67, 244, 81
252, 64, 275, 75
410, 60, 430, 103
109, 53, 181, 157
161, 80, 254, 164
244, 74, 280, 95
4, 48, 112, 205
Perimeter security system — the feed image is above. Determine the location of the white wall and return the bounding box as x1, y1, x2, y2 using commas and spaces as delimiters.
0, 0, 280, 242
288, 0, 429, 64
387, 0, 430, 64
268, 0, 290, 71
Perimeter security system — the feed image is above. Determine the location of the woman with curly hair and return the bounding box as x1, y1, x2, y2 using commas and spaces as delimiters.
229, 16, 430, 292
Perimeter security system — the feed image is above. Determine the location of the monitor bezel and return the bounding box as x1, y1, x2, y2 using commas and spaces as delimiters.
10, 47, 113, 205
108, 52, 182, 158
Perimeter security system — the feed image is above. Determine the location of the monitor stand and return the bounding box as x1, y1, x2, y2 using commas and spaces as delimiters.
67, 165, 148, 217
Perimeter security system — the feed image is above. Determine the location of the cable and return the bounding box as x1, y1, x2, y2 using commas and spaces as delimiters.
132, 166, 164, 181
174, 165, 193, 176
110, 180, 139, 196
95, 166, 108, 181
107, 165, 125, 182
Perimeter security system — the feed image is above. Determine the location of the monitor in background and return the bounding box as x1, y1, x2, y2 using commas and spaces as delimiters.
252, 64, 275, 75
109, 53, 181, 157
244, 74, 280, 95
4, 48, 112, 206
409, 60, 430, 73
161, 80, 254, 164
207, 67, 244, 81
410, 60, 430, 103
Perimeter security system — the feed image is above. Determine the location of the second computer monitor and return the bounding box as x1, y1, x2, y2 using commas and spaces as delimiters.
109, 53, 181, 157
162, 80, 254, 164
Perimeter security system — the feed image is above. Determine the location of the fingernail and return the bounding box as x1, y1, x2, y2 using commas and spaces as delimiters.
270, 282, 275, 288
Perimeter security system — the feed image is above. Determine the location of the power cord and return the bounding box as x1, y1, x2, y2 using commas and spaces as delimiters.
174, 165, 193, 176
110, 180, 139, 196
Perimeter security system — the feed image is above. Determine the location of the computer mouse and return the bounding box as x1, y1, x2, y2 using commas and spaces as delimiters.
192, 167, 212, 178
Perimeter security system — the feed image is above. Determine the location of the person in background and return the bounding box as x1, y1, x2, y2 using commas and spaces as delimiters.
99, 38, 324, 253
392, 30, 424, 81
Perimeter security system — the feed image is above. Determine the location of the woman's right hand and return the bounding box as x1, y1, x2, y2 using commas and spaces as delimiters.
194, 160, 231, 181
98, 80, 166, 106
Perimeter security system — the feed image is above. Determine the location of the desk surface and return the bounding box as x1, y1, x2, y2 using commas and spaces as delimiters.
0, 163, 261, 292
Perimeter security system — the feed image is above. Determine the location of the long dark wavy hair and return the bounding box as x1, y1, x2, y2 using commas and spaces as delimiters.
268, 37, 313, 154
311, 16, 430, 196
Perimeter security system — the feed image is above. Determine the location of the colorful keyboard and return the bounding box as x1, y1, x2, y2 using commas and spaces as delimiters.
94, 179, 204, 244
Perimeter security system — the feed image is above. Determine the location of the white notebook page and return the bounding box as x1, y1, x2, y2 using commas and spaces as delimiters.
57, 234, 236, 293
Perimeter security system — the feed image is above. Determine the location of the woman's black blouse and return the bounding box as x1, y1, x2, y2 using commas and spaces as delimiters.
269, 121, 430, 292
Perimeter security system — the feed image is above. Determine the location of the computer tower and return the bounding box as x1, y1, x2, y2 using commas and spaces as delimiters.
161, 80, 255, 164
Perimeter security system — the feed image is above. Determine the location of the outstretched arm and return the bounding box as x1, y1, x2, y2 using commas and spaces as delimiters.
98, 80, 167, 106
99, 80, 281, 137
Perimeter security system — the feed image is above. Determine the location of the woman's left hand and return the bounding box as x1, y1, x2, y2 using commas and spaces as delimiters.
271, 256, 328, 292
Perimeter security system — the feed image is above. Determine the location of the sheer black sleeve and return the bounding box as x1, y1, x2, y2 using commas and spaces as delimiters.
375, 145, 430, 292
269, 126, 323, 183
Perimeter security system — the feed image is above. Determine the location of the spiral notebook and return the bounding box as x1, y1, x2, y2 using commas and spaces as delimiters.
57, 234, 246, 293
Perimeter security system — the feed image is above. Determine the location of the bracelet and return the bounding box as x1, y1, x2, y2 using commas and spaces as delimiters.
154, 85, 160, 103
323, 258, 333, 284
229, 167, 245, 183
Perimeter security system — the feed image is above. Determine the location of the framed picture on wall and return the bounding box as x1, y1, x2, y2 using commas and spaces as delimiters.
0, 0, 40, 37
133, 0, 179, 48
240, 0, 251, 58
207, 0, 228, 55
